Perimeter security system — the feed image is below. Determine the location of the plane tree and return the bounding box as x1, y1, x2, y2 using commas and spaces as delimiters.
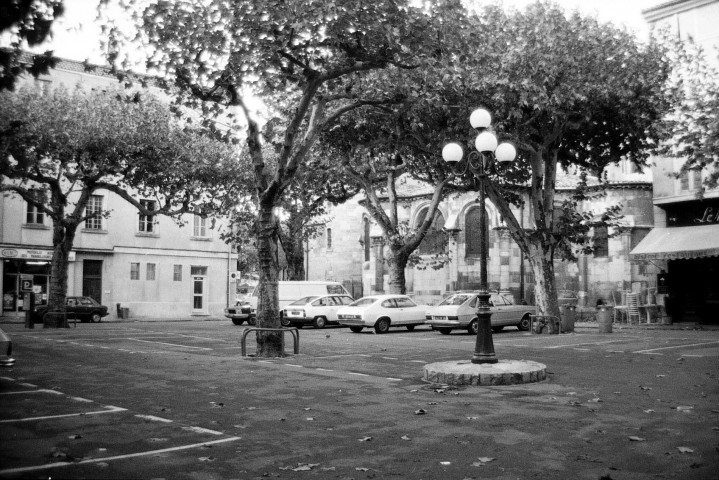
0, 85, 244, 327
101, 0, 470, 356
438, 2, 672, 317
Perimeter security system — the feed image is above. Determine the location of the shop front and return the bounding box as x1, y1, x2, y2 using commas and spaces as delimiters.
631, 200, 719, 324
0, 247, 74, 318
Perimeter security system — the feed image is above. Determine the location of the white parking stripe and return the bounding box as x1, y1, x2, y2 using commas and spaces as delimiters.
0, 389, 63, 396
126, 338, 212, 350
0, 405, 127, 423
544, 339, 636, 349
135, 414, 173, 423
0, 437, 242, 475
633, 341, 719, 354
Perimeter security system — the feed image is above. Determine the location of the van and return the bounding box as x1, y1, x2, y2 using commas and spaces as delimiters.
225, 281, 351, 326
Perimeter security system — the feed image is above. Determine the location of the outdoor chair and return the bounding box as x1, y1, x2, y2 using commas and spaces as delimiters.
626, 292, 641, 324
612, 291, 628, 323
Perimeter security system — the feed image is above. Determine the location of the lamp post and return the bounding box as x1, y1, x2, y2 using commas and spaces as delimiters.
442, 108, 517, 364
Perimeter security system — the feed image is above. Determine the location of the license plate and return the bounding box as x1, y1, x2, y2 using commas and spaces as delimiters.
433, 316, 447, 320
291, 311, 301, 316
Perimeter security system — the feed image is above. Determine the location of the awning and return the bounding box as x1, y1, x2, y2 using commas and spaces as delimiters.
630, 224, 719, 261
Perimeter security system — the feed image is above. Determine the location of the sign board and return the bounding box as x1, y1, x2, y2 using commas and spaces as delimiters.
20, 279, 33, 292
0, 247, 75, 261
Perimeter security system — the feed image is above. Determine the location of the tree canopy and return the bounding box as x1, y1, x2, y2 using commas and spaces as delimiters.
0, 0, 64, 90
1, 84, 244, 326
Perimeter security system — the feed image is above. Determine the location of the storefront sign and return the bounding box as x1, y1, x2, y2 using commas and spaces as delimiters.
0, 248, 75, 261
666, 200, 719, 227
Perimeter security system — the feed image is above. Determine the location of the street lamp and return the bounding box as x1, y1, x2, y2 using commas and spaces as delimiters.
442, 108, 517, 364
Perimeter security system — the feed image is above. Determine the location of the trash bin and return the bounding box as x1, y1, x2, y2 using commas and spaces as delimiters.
120, 307, 129, 319
560, 305, 576, 333
596, 305, 613, 333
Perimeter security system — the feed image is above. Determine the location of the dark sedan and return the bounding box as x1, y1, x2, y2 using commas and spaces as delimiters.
33, 296, 109, 323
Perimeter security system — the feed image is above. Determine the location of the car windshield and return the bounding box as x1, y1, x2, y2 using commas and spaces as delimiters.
288, 296, 318, 306
439, 294, 473, 306
350, 297, 377, 307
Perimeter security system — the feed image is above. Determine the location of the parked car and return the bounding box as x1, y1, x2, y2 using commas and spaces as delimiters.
225, 301, 256, 326
0, 327, 15, 367
32, 296, 109, 323
425, 291, 535, 334
283, 294, 354, 329
337, 294, 427, 333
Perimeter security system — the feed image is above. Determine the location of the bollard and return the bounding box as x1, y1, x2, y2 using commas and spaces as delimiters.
596, 305, 613, 333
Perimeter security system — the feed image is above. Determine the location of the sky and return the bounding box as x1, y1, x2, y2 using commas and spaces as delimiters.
18, 0, 664, 65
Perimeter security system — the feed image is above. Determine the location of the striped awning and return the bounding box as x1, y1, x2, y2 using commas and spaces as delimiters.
630, 224, 719, 261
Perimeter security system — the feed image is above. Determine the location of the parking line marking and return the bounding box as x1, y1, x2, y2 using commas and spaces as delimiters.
135, 414, 173, 423
348, 372, 369, 377
545, 339, 635, 349
183, 426, 224, 435
386, 378, 402, 381
0, 405, 127, 423
633, 341, 719, 354
285, 364, 303, 368
315, 368, 334, 372
0, 437, 242, 475
381, 357, 398, 360
0, 389, 63, 396
126, 338, 213, 350
69, 396, 94, 402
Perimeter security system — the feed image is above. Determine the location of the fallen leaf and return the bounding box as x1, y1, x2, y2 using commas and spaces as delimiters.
435, 389, 446, 394
677, 447, 694, 454
198, 456, 215, 462
588, 398, 602, 403
567, 392, 577, 396
401, 435, 411, 441
477, 457, 495, 463
355, 467, 369, 471
415, 409, 427, 415
427, 402, 438, 405
440, 461, 451, 465
639, 386, 652, 391
471, 462, 485, 467
467, 416, 479, 420
304, 408, 311, 411
306, 417, 314, 421
676, 406, 694, 413
643, 409, 655, 414
358, 436, 373, 442
68, 434, 82, 440
628, 436, 646, 442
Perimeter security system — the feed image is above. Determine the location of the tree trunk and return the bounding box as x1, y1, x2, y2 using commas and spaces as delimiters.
386, 248, 408, 294
255, 202, 283, 357
44, 224, 77, 328
526, 241, 560, 318
280, 229, 305, 281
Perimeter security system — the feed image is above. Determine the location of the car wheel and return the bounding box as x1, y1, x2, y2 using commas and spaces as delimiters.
248, 317, 257, 326
438, 327, 453, 335
91, 312, 102, 323
406, 325, 415, 331
467, 319, 479, 335
374, 318, 390, 334
517, 314, 531, 331
313, 316, 327, 329
349, 326, 364, 333
231, 318, 244, 326
492, 326, 504, 333
280, 314, 290, 327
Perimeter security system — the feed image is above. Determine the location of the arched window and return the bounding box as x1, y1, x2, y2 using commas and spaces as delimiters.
465, 207, 490, 256
363, 218, 370, 261
416, 208, 446, 255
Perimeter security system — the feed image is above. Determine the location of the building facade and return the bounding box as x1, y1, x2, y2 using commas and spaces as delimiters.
306, 169, 656, 309
1, 57, 237, 321
629, 0, 719, 324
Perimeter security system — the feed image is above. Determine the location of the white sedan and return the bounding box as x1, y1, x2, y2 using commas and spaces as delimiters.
282, 294, 354, 328
425, 291, 536, 334
337, 294, 427, 333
